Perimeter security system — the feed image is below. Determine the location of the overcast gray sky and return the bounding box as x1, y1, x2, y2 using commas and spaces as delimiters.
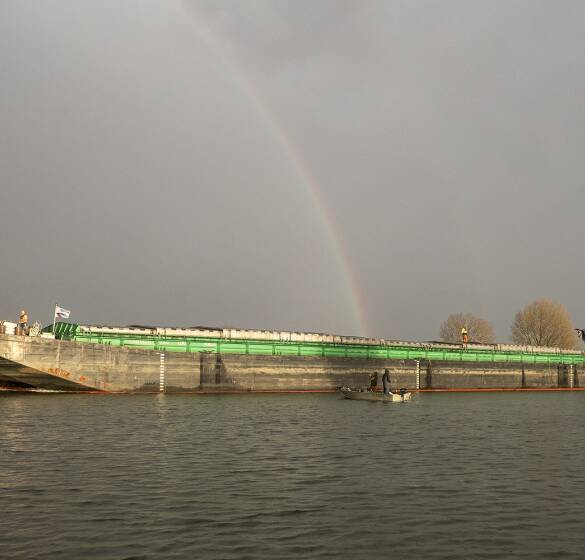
1, 0, 584, 341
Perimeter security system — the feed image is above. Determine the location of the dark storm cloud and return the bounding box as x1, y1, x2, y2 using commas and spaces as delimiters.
1, 1, 584, 341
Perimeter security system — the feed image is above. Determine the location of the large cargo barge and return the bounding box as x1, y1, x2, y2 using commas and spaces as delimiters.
1, 322, 584, 393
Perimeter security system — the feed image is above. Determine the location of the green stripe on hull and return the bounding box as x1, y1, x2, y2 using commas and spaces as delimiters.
56, 331, 585, 366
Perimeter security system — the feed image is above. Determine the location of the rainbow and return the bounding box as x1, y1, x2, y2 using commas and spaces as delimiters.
180, 5, 370, 336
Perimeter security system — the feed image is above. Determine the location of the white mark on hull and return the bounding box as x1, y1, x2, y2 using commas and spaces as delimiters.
159, 353, 165, 392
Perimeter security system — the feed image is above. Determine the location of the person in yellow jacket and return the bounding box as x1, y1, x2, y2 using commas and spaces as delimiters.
461, 326, 468, 344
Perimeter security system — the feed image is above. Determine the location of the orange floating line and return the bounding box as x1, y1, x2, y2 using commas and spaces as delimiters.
414, 387, 585, 392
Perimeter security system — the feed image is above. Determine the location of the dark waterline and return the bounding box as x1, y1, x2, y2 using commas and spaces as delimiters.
2, 392, 585, 559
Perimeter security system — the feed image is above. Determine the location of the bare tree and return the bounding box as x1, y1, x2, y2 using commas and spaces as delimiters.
511, 299, 580, 349
439, 313, 495, 344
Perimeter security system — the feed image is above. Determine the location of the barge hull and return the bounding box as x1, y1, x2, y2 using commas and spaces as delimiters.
0, 334, 582, 393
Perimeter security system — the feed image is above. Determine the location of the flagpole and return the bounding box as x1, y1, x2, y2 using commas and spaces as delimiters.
53, 304, 57, 336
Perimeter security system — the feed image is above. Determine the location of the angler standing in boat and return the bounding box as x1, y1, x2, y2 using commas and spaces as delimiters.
382, 369, 392, 395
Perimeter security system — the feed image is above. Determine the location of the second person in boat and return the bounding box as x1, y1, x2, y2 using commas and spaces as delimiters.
368, 371, 378, 392
382, 369, 392, 395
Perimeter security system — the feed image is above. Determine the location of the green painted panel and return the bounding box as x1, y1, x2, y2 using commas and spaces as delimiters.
404, 350, 426, 360
124, 339, 157, 347
161, 345, 187, 352
475, 354, 496, 362
220, 342, 247, 354
506, 354, 524, 362
323, 347, 347, 357
534, 355, 551, 363
276, 345, 301, 356
245, 343, 274, 355
299, 346, 323, 357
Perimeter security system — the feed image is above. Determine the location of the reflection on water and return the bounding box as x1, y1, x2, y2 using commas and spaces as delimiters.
0, 398, 35, 491
1, 398, 31, 452
2, 392, 585, 559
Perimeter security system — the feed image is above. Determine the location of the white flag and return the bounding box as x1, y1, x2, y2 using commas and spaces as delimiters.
55, 305, 71, 319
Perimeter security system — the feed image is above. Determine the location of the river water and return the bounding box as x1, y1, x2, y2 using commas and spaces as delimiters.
1, 391, 585, 559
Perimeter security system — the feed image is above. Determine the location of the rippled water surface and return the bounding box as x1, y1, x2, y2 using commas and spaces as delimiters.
2, 392, 585, 559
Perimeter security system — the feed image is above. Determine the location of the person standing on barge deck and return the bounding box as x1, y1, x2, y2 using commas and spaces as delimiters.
461, 326, 468, 344
18, 310, 28, 334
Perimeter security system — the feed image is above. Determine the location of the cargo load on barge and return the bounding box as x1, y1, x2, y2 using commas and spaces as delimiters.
0, 322, 584, 393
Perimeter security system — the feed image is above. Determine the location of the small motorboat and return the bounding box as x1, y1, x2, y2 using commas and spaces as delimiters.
339, 386, 412, 403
